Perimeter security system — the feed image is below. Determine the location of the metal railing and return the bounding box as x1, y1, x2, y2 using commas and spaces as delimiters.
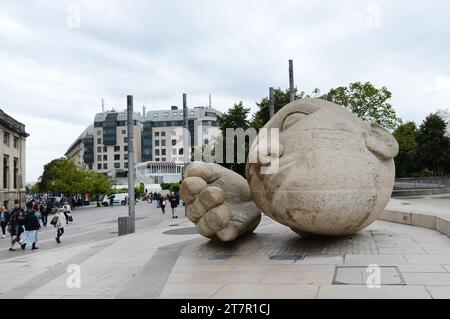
394, 177, 450, 190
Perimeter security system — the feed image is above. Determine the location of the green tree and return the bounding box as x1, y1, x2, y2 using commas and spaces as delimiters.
416, 113, 450, 176
216, 102, 252, 177
324, 82, 401, 130
393, 122, 419, 177
82, 171, 112, 207
250, 88, 309, 130
134, 182, 145, 199
39, 158, 84, 195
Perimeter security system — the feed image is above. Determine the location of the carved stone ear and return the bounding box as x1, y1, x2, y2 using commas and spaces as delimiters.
365, 122, 399, 160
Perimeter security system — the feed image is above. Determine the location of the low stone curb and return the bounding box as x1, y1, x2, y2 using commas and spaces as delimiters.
392, 188, 450, 197
380, 210, 450, 238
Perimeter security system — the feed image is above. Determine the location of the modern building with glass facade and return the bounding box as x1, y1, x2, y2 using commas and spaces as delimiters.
66, 105, 222, 182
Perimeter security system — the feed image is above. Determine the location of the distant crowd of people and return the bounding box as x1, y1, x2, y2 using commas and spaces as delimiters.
0, 198, 75, 252
147, 191, 181, 218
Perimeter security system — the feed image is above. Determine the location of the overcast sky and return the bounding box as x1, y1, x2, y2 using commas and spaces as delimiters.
1, 0, 450, 183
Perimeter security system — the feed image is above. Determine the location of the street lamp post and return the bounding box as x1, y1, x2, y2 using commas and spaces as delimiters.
118, 95, 136, 235
183, 93, 189, 216
289, 59, 295, 103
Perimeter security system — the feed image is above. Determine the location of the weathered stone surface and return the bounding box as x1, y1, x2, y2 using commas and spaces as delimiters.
181, 98, 399, 241
181, 163, 261, 242
246, 98, 398, 237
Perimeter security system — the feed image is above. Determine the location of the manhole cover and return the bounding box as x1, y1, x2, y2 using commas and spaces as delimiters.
163, 227, 198, 235
269, 254, 305, 262
333, 266, 405, 286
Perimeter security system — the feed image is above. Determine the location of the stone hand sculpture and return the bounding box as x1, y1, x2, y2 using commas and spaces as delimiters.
181, 98, 399, 241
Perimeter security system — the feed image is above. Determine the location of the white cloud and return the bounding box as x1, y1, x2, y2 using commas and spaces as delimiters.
1, 0, 450, 182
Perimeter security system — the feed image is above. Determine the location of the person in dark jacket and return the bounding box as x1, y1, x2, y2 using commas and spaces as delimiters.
169, 192, 179, 219
159, 195, 166, 214
8, 200, 26, 251
39, 202, 48, 227
19, 207, 41, 250
0, 206, 10, 239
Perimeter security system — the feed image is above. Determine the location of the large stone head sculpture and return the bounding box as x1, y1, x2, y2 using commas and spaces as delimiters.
246, 98, 399, 237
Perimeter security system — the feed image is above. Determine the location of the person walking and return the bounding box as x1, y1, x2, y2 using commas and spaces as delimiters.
53, 208, 65, 244
159, 195, 166, 214
169, 192, 179, 219
39, 202, 48, 227
148, 192, 153, 204
156, 193, 161, 208
0, 206, 10, 239
19, 207, 41, 250
8, 200, 25, 251
63, 202, 72, 224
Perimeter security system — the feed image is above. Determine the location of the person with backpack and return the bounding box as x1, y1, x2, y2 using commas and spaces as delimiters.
8, 200, 26, 251
19, 206, 41, 250
0, 206, 10, 239
52, 208, 65, 244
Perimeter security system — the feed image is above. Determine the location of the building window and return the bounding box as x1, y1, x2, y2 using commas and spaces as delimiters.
162, 149, 166, 156
13, 137, 19, 149
155, 149, 160, 156
97, 147, 102, 153
122, 130, 126, 135
114, 163, 120, 169
204, 139, 209, 145
114, 154, 120, 161
161, 132, 166, 137
88, 164, 93, 170
155, 158, 160, 162
124, 137, 128, 144
172, 111, 178, 116
124, 146, 128, 152
103, 155, 108, 161
164, 112, 169, 117
124, 154, 129, 160
172, 139, 177, 146
97, 138, 102, 144
114, 146, 120, 152
161, 140, 166, 147
179, 148, 183, 155
97, 164, 102, 170
3, 132, 10, 146
97, 131, 101, 136
3, 155, 9, 189
97, 155, 102, 161
103, 163, 108, 170
155, 132, 159, 137
103, 146, 107, 152
153, 113, 158, 118
155, 140, 160, 147
124, 162, 128, 168
13, 158, 19, 189
162, 158, 166, 161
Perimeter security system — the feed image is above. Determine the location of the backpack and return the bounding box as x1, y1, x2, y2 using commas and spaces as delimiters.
50, 215, 58, 226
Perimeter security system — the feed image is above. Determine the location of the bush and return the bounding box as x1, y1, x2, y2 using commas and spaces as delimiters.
161, 183, 181, 193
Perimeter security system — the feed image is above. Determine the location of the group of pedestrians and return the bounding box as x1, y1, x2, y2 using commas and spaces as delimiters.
0, 199, 73, 252
148, 192, 180, 219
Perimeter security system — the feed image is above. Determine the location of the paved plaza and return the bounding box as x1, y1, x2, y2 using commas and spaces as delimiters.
0, 195, 449, 299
